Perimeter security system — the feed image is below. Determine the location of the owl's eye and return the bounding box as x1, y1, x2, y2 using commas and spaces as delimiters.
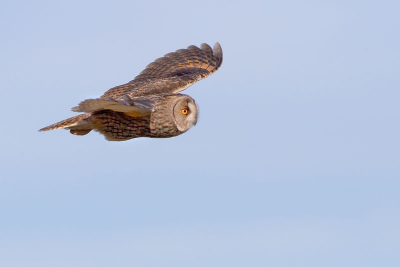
181, 108, 188, 115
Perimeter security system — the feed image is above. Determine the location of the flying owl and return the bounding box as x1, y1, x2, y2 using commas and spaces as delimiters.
39, 42, 223, 141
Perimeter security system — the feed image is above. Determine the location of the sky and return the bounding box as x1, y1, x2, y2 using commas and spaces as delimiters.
1, 0, 399, 266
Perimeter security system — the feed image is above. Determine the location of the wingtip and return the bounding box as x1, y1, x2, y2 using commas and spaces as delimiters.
38, 126, 53, 132
200, 43, 212, 51
213, 42, 223, 66
213, 42, 222, 55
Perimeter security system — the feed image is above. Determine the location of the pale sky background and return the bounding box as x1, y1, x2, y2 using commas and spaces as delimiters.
1, 0, 399, 266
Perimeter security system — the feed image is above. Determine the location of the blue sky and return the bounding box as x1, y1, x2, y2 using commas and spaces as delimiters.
1, 0, 399, 266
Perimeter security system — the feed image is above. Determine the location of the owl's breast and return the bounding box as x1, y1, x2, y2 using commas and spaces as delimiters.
149, 109, 182, 138
91, 110, 153, 141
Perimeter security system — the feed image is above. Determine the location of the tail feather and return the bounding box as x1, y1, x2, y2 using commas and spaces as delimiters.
39, 114, 93, 135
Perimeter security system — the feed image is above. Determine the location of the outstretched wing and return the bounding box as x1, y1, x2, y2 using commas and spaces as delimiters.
101, 42, 223, 99
72, 96, 152, 117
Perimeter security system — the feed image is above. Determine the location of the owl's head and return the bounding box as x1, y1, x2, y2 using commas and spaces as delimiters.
172, 95, 198, 132
149, 94, 199, 137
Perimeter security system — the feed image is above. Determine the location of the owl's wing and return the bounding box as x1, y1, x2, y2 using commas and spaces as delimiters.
100, 43, 223, 99
72, 96, 152, 117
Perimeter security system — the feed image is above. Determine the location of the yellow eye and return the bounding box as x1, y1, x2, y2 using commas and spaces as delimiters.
181, 108, 188, 115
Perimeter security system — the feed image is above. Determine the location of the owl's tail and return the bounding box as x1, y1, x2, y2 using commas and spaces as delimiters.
39, 114, 94, 136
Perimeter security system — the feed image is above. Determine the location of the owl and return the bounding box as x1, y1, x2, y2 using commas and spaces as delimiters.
39, 42, 223, 141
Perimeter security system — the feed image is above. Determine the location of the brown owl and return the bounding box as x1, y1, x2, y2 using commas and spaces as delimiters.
39, 43, 223, 141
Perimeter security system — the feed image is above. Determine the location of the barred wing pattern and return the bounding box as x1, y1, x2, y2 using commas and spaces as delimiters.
101, 43, 223, 99
39, 42, 222, 140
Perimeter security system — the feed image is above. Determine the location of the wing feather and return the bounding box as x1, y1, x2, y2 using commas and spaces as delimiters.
72, 97, 152, 117
101, 42, 223, 99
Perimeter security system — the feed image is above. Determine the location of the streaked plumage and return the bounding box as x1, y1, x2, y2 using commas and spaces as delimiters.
39, 42, 222, 141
